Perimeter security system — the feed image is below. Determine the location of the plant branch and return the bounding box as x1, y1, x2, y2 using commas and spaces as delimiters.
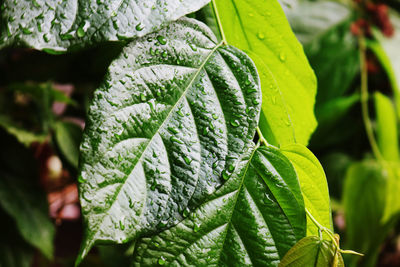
359, 35, 384, 164
305, 208, 364, 257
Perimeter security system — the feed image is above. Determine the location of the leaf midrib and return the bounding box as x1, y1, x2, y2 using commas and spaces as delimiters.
86, 40, 224, 248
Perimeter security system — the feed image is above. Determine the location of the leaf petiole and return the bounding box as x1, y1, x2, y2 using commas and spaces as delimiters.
305, 208, 364, 257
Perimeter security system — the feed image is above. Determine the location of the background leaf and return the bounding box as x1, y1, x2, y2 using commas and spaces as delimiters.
374, 92, 399, 162
0, 0, 210, 52
131, 146, 306, 266
0, 129, 55, 259
368, 9, 400, 117
281, 144, 333, 237
285, 1, 358, 105
214, 0, 317, 146
77, 18, 261, 262
343, 160, 391, 267
55, 121, 82, 168
0, 209, 34, 267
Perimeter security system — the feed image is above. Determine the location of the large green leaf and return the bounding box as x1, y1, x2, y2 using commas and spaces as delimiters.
132, 146, 306, 266
343, 160, 391, 267
369, 9, 400, 117
285, 1, 358, 105
77, 18, 262, 263
279, 236, 344, 267
214, 0, 317, 146
281, 144, 333, 237
0, 130, 55, 259
0, 0, 209, 52
374, 92, 399, 162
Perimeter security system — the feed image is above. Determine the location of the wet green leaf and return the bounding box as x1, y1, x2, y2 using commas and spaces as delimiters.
214, 0, 317, 146
0, 0, 210, 52
77, 18, 261, 264
132, 146, 306, 266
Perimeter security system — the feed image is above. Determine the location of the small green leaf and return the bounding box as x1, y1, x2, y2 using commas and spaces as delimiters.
279, 236, 344, 267
54, 121, 82, 168
214, 0, 317, 146
281, 144, 333, 237
131, 146, 306, 266
0, 0, 210, 52
0, 114, 47, 146
77, 18, 262, 264
374, 92, 399, 162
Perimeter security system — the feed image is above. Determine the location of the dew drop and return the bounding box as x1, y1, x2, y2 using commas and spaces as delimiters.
222, 170, 230, 180
257, 32, 265, 40
279, 52, 287, 62
157, 35, 167, 45
230, 119, 240, 127
193, 223, 200, 232
212, 114, 218, 120
119, 219, 125, 230
228, 164, 235, 172
158, 256, 166, 265
140, 93, 146, 102
77, 26, 85, 37
167, 126, 178, 134
43, 33, 49, 43
183, 156, 192, 165
188, 42, 197, 51
170, 136, 183, 144
135, 22, 144, 31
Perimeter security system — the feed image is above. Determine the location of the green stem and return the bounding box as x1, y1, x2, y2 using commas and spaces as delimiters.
256, 127, 269, 147
211, 0, 227, 45
305, 208, 363, 256
359, 36, 384, 164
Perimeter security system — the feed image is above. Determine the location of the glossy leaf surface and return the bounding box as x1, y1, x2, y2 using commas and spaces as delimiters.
77, 18, 261, 262
0, 0, 209, 52
279, 236, 344, 267
282, 144, 333, 236
132, 146, 306, 266
214, 0, 317, 146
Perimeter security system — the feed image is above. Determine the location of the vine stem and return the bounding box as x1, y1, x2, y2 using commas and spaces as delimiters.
358, 35, 384, 164
211, 0, 227, 45
305, 208, 364, 256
